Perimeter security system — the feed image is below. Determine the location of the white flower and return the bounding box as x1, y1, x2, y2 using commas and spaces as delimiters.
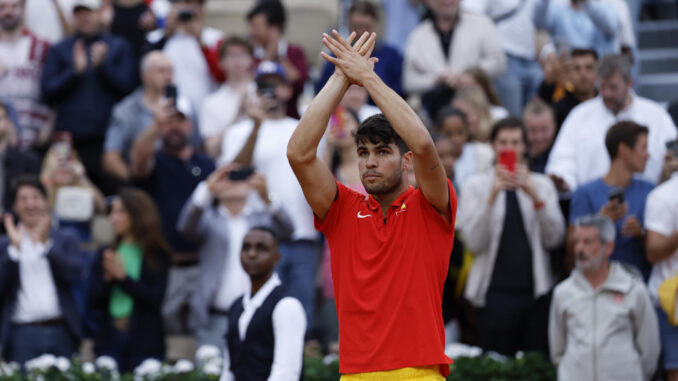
55, 357, 71, 372
83, 362, 96, 374
96, 356, 118, 371
173, 359, 194, 373
202, 361, 221, 376
445, 343, 483, 359
134, 358, 162, 378
322, 354, 339, 366
26, 354, 57, 371
516, 351, 524, 360
195, 345, 221, 364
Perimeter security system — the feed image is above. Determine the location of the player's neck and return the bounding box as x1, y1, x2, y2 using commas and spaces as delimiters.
371, 182, 409, 217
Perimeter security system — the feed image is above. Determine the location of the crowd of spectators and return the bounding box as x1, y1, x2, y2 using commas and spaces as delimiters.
0, 0, 678, 380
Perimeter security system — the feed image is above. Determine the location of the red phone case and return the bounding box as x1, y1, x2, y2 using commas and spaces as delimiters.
499, 150, 517, 172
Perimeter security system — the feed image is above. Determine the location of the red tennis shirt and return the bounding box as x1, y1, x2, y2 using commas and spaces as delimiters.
314, 179, 457, 376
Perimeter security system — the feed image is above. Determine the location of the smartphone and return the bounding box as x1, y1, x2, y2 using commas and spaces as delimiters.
229, 167, 254, 181
164, 84, 177, 100
498, 150, 517, 172
608, 188, 625, 204
666, 140, 678, 157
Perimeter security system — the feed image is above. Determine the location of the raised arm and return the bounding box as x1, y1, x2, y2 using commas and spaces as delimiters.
287, 32, 367, 221
322, 31, 450, 218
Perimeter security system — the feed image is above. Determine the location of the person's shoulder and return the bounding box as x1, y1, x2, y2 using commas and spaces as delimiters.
408, 19, 435, 41
634, 94, 669, 113
649, 176, 678, 202
630, 178, 655, 193
201, 27, 224, 48
113, 88, 143, 112
460, 10, 494, 26
103, 33, 132, 48
576, 178, 605, 193
567, 97, 604, 120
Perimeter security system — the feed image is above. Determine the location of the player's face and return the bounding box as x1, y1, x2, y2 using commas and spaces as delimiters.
357, 141, 409, 195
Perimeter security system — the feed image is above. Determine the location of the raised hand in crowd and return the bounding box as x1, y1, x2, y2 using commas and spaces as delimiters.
102, 248, 126, 282
248, 173, 271, 205
206, 165, 233, 196
549, 174, 571, 193
599, 199, 629, 222
621, 215, 644, 238
73, 39, 88, 74
91, 41, 109, 68
3, 213, 22, 250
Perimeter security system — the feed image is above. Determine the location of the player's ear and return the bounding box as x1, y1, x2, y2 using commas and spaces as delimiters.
401, 151, 414, 171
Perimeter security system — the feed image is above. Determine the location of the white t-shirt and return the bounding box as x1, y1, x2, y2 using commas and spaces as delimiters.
546, 94, 677, 190
25, 0, 74, 44
0, 33, 50, 148
199, 82, 255, 139
645, 175, 678, 304
219, 117, 316, 241
212, 207, 251, 311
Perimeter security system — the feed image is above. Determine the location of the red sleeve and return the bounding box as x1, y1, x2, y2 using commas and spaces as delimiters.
314, 181, 360, 236
201, 38, 226, 83
415, 179, 457, 231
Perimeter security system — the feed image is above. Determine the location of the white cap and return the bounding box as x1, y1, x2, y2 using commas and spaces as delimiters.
72, 0, 102, 12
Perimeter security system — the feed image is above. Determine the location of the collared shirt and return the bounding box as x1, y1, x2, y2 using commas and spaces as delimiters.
545, 94, 677, 191
9, 229, 60, 323
645, 175, 678, 305
315, 180, 457, 376
221, 273, 306, 381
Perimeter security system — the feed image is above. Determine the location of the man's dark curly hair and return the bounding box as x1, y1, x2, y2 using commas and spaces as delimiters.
353, 114, 410, 156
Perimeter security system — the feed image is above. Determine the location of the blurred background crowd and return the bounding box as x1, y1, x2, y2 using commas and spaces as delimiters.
1, 0, 678, 379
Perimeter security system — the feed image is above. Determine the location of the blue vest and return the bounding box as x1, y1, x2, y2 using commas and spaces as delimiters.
227, 285, 298, 381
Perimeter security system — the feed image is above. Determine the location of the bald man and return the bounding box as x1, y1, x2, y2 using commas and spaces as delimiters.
103, 51, 178, 182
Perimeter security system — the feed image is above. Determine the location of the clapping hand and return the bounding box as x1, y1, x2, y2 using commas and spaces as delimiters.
206, 165, 236, 197
321, 30, 379, 86
102, 249, 126, 282
4, 214, 22, 250
621, 215, 643, 238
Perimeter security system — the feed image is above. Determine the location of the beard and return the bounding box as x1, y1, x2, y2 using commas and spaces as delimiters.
362, 167, 403, 195
162, 132, 189, 151
575, 251, 605, 273
0, 15, 20, 32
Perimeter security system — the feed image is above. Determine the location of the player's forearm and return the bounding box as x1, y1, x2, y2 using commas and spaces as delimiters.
288, 74, 349, 164
362, 72, 433, 155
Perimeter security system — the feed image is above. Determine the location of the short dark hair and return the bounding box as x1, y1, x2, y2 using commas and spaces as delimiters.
11, 174, 47, 205
435, 106, 468, 131
248, 225, 280, 247
490, 117, 528, 146
605, 120, 649, 159
349, 0, 379, 20
354, 114, 410, 156
218, 35, 253, 59
571, 48, 598, 61
247, 1, 286, 31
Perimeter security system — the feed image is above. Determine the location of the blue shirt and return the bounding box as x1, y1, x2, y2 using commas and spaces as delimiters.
536, 0, 619, 57
570, 178, 654, 280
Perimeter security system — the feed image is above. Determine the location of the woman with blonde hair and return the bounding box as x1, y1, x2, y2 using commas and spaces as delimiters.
452, 88, 495, 142
457, 67, 510, 121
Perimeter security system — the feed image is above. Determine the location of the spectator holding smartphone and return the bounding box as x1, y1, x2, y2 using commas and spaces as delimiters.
130, 95, 214, 333
88, 188, 170, 373
569, 121, 654, 279
461, 117, 565, 356
177, 164, 293, 355
41, 134, 107, 243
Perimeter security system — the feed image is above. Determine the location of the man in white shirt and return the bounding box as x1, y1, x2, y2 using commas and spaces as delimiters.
200, 36, 256, 159
222, 227, 306, 381
145, 0, 223, 110
177, 164, 293, 354
0, 175, 84, 365
546, 54, 677, 193
645, 174, 678, 380
220, 61, 318, 331
0, 0, 51, 150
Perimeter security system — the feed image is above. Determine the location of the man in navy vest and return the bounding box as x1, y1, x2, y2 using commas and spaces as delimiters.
222, 227, 306, 381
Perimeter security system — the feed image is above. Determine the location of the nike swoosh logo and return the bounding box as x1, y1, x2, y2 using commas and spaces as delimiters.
357, 211, 372, 219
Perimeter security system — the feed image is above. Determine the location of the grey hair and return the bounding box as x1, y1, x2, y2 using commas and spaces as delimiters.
139, 51, 168, 74
575, 214, 616, 243
598, 54, 632, 82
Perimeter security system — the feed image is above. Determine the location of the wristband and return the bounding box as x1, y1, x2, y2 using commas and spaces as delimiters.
534, 201, 545, 210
